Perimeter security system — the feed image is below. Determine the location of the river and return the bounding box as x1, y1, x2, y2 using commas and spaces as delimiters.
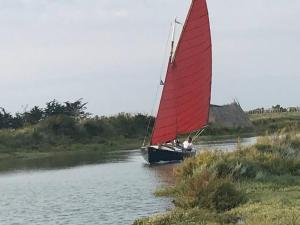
0, 137, 256, 225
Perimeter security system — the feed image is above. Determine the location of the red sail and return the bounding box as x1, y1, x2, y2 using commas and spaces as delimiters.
151, 0, 212, 145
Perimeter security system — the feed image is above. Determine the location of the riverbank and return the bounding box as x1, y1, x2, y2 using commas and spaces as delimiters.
134, 130, 300, 225
0, 135, 142, 172
250, 111, 300, 133
0, 113, 149, 160
1, 112, 300, 163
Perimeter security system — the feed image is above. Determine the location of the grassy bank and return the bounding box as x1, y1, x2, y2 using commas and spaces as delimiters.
1, 111, 300, 161
0, 99, 155, 162
250, 112, 300, 134
0, 113, 151, 161
134, 130, 300, 225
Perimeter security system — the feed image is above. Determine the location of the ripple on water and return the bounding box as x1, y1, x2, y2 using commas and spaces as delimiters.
0, 152, 172, 225
0, 138, 255, 225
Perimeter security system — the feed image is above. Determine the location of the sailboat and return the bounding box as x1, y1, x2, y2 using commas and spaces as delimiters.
142, 0, 212, 164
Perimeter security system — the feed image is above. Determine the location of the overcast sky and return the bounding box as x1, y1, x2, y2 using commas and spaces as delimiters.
0, 0, 299, 116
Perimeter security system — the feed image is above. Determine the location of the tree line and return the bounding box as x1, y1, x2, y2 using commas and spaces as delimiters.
248, 105, 300, 114
0, 99, 88, 129
0, 99, 154, 140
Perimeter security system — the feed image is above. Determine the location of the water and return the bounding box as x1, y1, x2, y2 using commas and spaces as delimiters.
198, 136, 257, 152
0, 137, 256, 225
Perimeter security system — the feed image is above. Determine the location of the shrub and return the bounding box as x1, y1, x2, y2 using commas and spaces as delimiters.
213, 159, 258, 180
212, 181, 246, 212
39, 115, 78, 137
160, 129, 300, 215
173, 169, 246, 212
174, 151, 221, 179
83, 119, 105, 136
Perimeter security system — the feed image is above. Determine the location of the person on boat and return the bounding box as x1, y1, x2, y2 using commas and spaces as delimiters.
176, 139, 181, 147
183, 137, 193, 151
173, 139, 181, 147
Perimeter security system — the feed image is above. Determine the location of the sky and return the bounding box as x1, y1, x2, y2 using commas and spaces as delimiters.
0, 0, 299, 116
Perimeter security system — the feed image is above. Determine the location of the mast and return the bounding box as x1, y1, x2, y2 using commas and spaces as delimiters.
169, 18, 182, 64
169, 18, 176, 64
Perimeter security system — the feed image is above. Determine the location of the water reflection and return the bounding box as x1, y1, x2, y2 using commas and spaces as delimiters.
198, 136, 257, 152
0, 137, 257, 225
146, 163, 178, 185
0, 152, 172, 225
0, 150, 130, 173
0, 137, 256, 174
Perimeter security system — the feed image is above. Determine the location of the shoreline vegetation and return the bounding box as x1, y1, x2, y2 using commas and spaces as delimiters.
1, 100, 300, 162
134, 129, 300, 225
0, 99, 153, 161
1, 101, 300, 223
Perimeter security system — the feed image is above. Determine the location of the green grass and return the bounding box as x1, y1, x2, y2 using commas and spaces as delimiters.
0, 138, 142, 161
229, 179, 300, 225
135, 179, 300, 225
0, 124, 143, 162
249, 112, 300, 121
1, 111, 300, 169
249, 112, 300, 134
134, 129, 300, 225
0, 112, 151, 154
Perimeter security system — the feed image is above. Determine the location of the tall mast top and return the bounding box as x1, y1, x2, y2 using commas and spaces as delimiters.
169, 18, 177, 64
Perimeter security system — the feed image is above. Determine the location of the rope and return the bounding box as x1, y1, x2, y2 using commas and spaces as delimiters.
192, 126, 208, 143
142, 24, 173, 147
159, 23, 173, 82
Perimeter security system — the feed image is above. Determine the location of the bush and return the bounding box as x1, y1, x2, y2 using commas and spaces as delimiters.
173, 169, 246, 212
213, 159, 258, 180
38, 115, 78, 137
211, 182, 246, 212
83, 119, 106, 136
159, 129, 300, 215
174, 151, 221, 179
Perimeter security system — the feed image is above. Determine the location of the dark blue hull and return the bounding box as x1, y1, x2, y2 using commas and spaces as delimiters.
141, 146, 196, 164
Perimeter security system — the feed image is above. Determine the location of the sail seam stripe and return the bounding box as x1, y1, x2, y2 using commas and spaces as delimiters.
175, 46, 211, 63
181, 34, 210, 45
185, 22, 210, 33
174, 50, 211, 69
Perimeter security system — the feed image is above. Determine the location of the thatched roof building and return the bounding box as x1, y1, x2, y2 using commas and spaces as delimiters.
209, 102, 253, 128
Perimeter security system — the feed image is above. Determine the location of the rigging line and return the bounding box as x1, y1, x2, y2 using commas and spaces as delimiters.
188, 130, 196, 138
192, 129, 201, 139
193, 126, 208, 142
189, 125, 208, 141
159, 23, 173, 82
142, 23, 174, 147
142, 81, 160, 147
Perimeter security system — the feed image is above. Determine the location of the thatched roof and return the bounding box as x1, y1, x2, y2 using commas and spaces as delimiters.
209, 102, 253, 128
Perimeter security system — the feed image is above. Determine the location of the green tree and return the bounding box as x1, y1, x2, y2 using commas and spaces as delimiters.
10, 113, 24, 129
44, 100, 66, 117
64, 99, 89, 118
24, 106, 44, 125
0, 108, 13, 129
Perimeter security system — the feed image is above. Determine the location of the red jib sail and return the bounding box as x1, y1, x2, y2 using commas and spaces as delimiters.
151, 0, 212, 145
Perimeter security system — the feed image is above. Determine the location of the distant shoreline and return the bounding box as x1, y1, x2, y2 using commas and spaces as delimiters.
0, 111, 299, 167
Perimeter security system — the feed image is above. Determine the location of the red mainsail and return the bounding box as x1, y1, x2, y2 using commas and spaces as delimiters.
151, 0, 212, 145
